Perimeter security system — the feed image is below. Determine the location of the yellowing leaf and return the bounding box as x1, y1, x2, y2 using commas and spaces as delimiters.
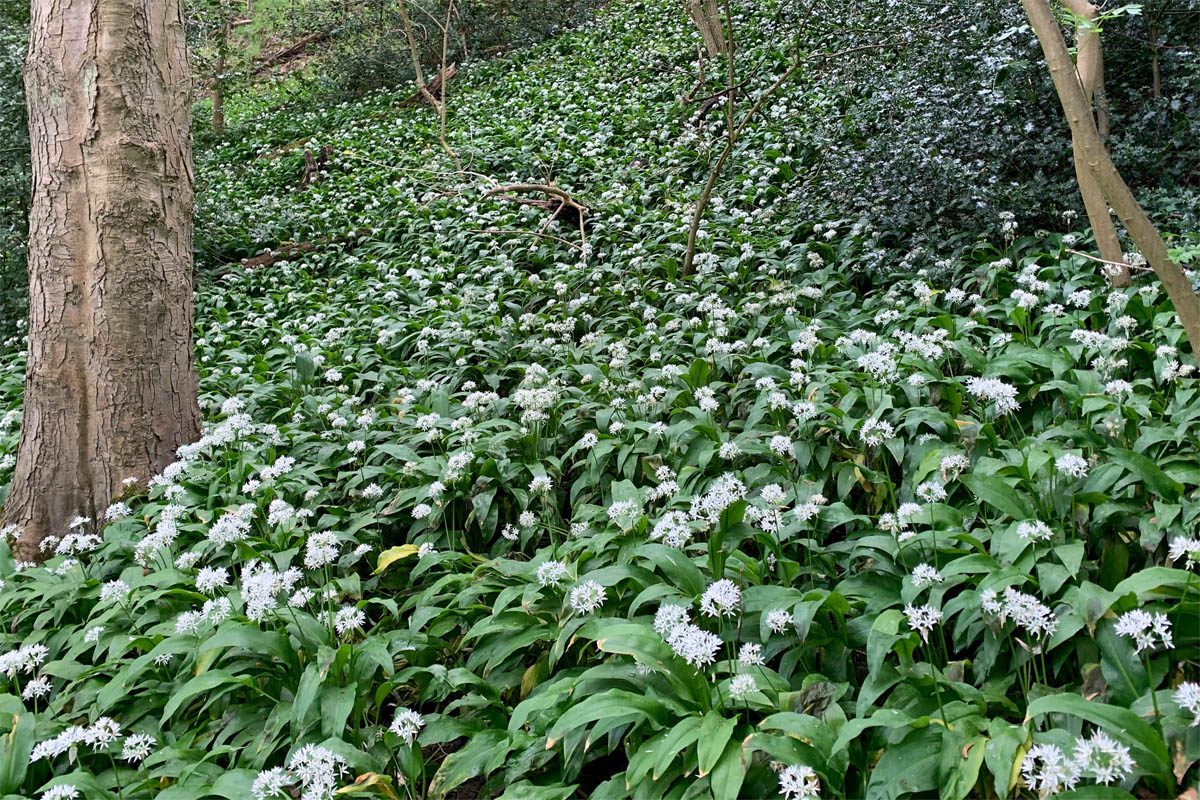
336, 772, 401, 800
375, 544, 419, 575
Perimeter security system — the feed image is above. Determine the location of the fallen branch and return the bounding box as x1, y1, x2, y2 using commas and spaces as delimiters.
483, 184, 589, 225
1066, 249, 1152, 273
690, 91, 739, 129
239, 242, 316, 269
252, 30, 331, 76
238, 228, 372, 269
255, 136, 312, 161
340, 151, 495, 187
682, 43, 707, 104
482, 184, 590, 264
478, 228, 584, 252
400, 63, 457, 107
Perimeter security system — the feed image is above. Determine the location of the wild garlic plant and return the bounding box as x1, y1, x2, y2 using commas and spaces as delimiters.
0, 0, 1196, 798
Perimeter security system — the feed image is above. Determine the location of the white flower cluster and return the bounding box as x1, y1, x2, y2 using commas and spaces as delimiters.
511, 368, 561, 424
903, 604, 942, 643
778, 764, 821, 800
1114, 609, 1173, 653
304, 531, 340, 569
31, 717, 146, 762
389, 707, 424, 744
208, 503, 256, 547
0, 642, 48, 677
965, 376, 1019, 415
536, 560, 568, 587
1175, 681, 1200, 726
1054, 453, 1089, 479
568, 580, 605, 614
689, 473, 747, 524
241, 562, 304, 621
1021, 730, 1134, 795
1167, 536, 1200, 569
981, 586, 1058, 642
1016, 520, 1053, 542
699, 579, 741, 619
650, 511, 694, 548
252, 744, 348, 800
655, 603, 721, 669
133, 503, 188, 566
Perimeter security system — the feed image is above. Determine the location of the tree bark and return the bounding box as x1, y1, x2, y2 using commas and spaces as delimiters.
7, 0, 200, 561
212, 47, 226, 136
685, 0, 726, 56
396, 0, 440, 109
1061, 0, 1127, 286
1022, 0, 1200, 357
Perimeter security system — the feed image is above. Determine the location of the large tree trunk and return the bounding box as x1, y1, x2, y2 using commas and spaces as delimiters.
1022, 0, 1200, 358
7, 0, 200, 562
685, 0, 726, 57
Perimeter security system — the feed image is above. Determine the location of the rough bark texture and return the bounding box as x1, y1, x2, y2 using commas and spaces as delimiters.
1061, 0, 1128, 286
1022, 0, 1200, 357
685, 0, 726, 56
6, 0, 200, 561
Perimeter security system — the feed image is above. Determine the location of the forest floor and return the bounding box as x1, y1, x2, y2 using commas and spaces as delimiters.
0, 0, 1197, 798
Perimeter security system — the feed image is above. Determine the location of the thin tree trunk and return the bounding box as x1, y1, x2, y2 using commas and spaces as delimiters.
685, 0, 726, 56
7, 0, 200, 561
1022, 0, 1200, 357
397, 0, 439, 108
212, 47, 226, 136
1094, 47, 1110, 138
1061, 0, 1127, 285
1148, 17, 1161, 100
1071, 137, 1126, 283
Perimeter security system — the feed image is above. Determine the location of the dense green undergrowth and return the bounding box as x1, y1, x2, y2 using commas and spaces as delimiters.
0, 0, 1199, 798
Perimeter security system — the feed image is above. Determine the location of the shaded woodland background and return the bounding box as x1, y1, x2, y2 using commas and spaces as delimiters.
0, 1, 1196, 342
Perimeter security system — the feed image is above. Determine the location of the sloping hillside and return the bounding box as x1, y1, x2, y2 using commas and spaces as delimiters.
0, 1, 1197, 799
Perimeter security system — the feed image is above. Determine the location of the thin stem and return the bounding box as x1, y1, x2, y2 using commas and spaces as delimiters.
927, 643, 948, 724
110, 751, 124, 799
1143, 653, 1166, 745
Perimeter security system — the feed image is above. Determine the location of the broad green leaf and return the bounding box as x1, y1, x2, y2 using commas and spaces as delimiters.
940, 733, 985, 800
833, 709, 922, 754
545, 690, 669, 747
1111, 566, 1193, 600
0, 710, 33, 794
697, 711, 735, 777
291, 663, 324, 733
1107, 448, 1184, 501
160, 670, 249, 726
429, 730, 513, 799
960, 473, 1032, 520
866, 726, 941, 800
708, 737, 745, 800
983, 718, 1028, 797
651, 716, 704, 781
200, 622, 296, 670
334, 772, 404, 799
210, 770, 260, 799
